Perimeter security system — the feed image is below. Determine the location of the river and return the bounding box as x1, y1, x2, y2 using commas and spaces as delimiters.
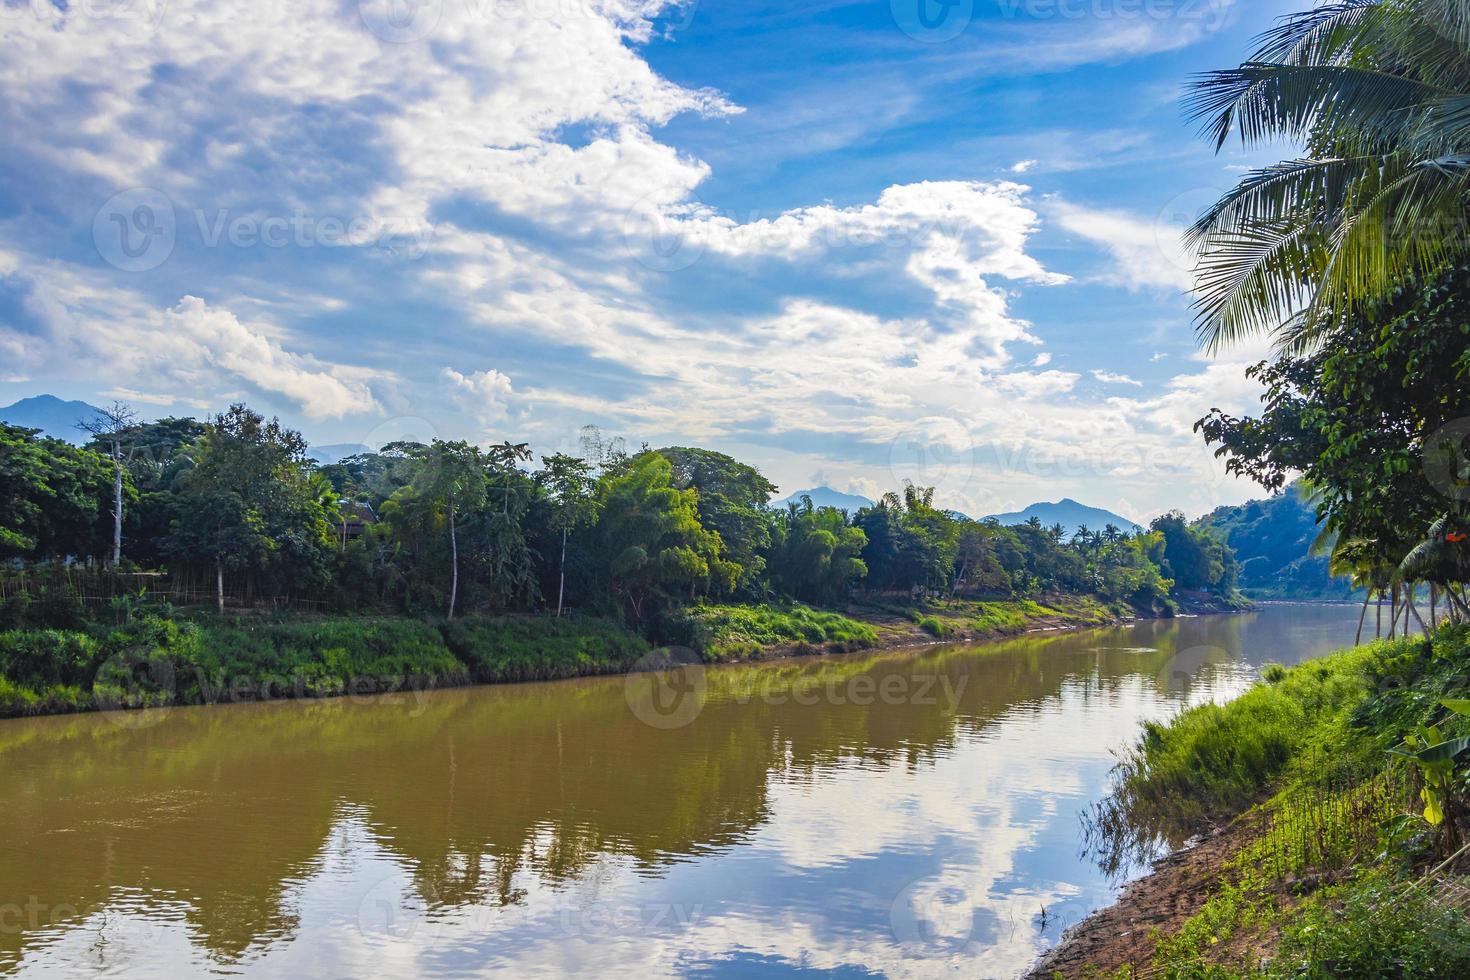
0, 603, 1367, 978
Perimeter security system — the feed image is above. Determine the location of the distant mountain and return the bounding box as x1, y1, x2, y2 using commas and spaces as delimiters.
1198, 483, 1355, 598
985, 498, 1141, 535
774, 486, 875, 512
0, 395, 104, 442
307, 443, 373, 465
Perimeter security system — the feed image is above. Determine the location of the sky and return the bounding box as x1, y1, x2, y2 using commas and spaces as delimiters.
0, 0, 1301, 523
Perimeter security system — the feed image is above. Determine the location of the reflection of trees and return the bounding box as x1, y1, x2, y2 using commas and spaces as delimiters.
0, 607, 1350, 972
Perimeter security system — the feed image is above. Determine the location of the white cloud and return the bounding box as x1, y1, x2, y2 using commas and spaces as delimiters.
1091, 370, 1142, 387
442, 367, 516, 425
1048, 199, 1195, 292
1010, 159, 1038, 174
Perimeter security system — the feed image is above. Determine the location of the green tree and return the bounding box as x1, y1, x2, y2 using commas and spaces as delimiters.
0, 423, 115, 561
1187, 0, 1470, 349
397, 441, 488, 619
536, 453, 600, 616
593, 452, 737, 621
658, 446, 777, 595
769, 498, 868, 603
166, 405, 336, 611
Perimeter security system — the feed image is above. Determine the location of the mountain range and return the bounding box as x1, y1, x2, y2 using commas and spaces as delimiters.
773, 487, 876, 512
0, 395, 104, 442
983, 498, 1142, 535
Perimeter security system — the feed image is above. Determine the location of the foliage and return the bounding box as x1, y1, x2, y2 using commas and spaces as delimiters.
438, 614, 649, 681
1198, 483, 1355, 598
1185, 0, 1470, 349
681, 602, 877, 660
0, 422, 117, 561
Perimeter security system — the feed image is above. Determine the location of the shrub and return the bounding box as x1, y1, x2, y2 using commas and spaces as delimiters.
438, 614, 649, 681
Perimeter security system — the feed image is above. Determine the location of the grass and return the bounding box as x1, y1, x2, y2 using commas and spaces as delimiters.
0, 611, 652, 716
684, 602, 878, 661
439, 614, 649, 681
1091, 624, 1470, 977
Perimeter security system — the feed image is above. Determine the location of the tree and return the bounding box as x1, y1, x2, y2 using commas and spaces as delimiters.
77, 401, 138, 567
400, 441, 487, 619
0, 423, 115, 561
1186, 0, 1470, 350
769, 498, 868, 604
1196, 265, 1470, 604
167, 405, 335, 611
593, 452, 737, 621
536, 453, 599, 616
657, 447, 777, 595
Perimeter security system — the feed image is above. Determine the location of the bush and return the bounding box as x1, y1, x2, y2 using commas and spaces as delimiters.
682, 603, 877, 660
438, 614, 649, 681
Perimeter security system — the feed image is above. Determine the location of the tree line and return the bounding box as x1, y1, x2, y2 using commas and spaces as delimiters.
0, 405, 1238, 624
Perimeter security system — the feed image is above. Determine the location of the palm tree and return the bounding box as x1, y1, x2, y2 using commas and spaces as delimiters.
1398, 513, 1470, 623
1186, 0, 1470, 351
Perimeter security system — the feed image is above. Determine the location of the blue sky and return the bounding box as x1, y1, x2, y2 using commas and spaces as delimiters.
0, 0, 1297, 520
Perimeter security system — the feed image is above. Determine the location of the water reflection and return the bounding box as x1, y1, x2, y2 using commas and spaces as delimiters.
0, 604, 1364, 978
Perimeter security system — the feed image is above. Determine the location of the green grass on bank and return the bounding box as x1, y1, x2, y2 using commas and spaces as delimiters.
1090, 625, 1470, 977
858, 593, 1119, 640
0, 613, 650, 717
681, 602, 878, 662
0, 600, 889, 716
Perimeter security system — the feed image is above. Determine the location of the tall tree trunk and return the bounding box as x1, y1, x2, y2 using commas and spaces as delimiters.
1431, 584, 1439, 630
557, 526, 567, 618
216, 559, 224, 614
1355, 588, 1371, 645
1388, 586, 1398, 640
447, 498, 458, 620
1376, 588, 1383, 638
111, 448, 124, 567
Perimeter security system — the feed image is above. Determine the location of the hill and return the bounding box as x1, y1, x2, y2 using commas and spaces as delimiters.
0, 395, 104, 442
774, 486, 875, 512
1197, 483, 1355, 598
307, 443, 373, 465
985, 498, 1141, 535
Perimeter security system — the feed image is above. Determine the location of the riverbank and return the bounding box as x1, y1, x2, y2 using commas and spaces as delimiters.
1031, 624, 1470, 978
0, 592, 1238, 720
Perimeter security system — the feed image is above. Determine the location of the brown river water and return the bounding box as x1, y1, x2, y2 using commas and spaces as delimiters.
0, 603, 1366, 978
